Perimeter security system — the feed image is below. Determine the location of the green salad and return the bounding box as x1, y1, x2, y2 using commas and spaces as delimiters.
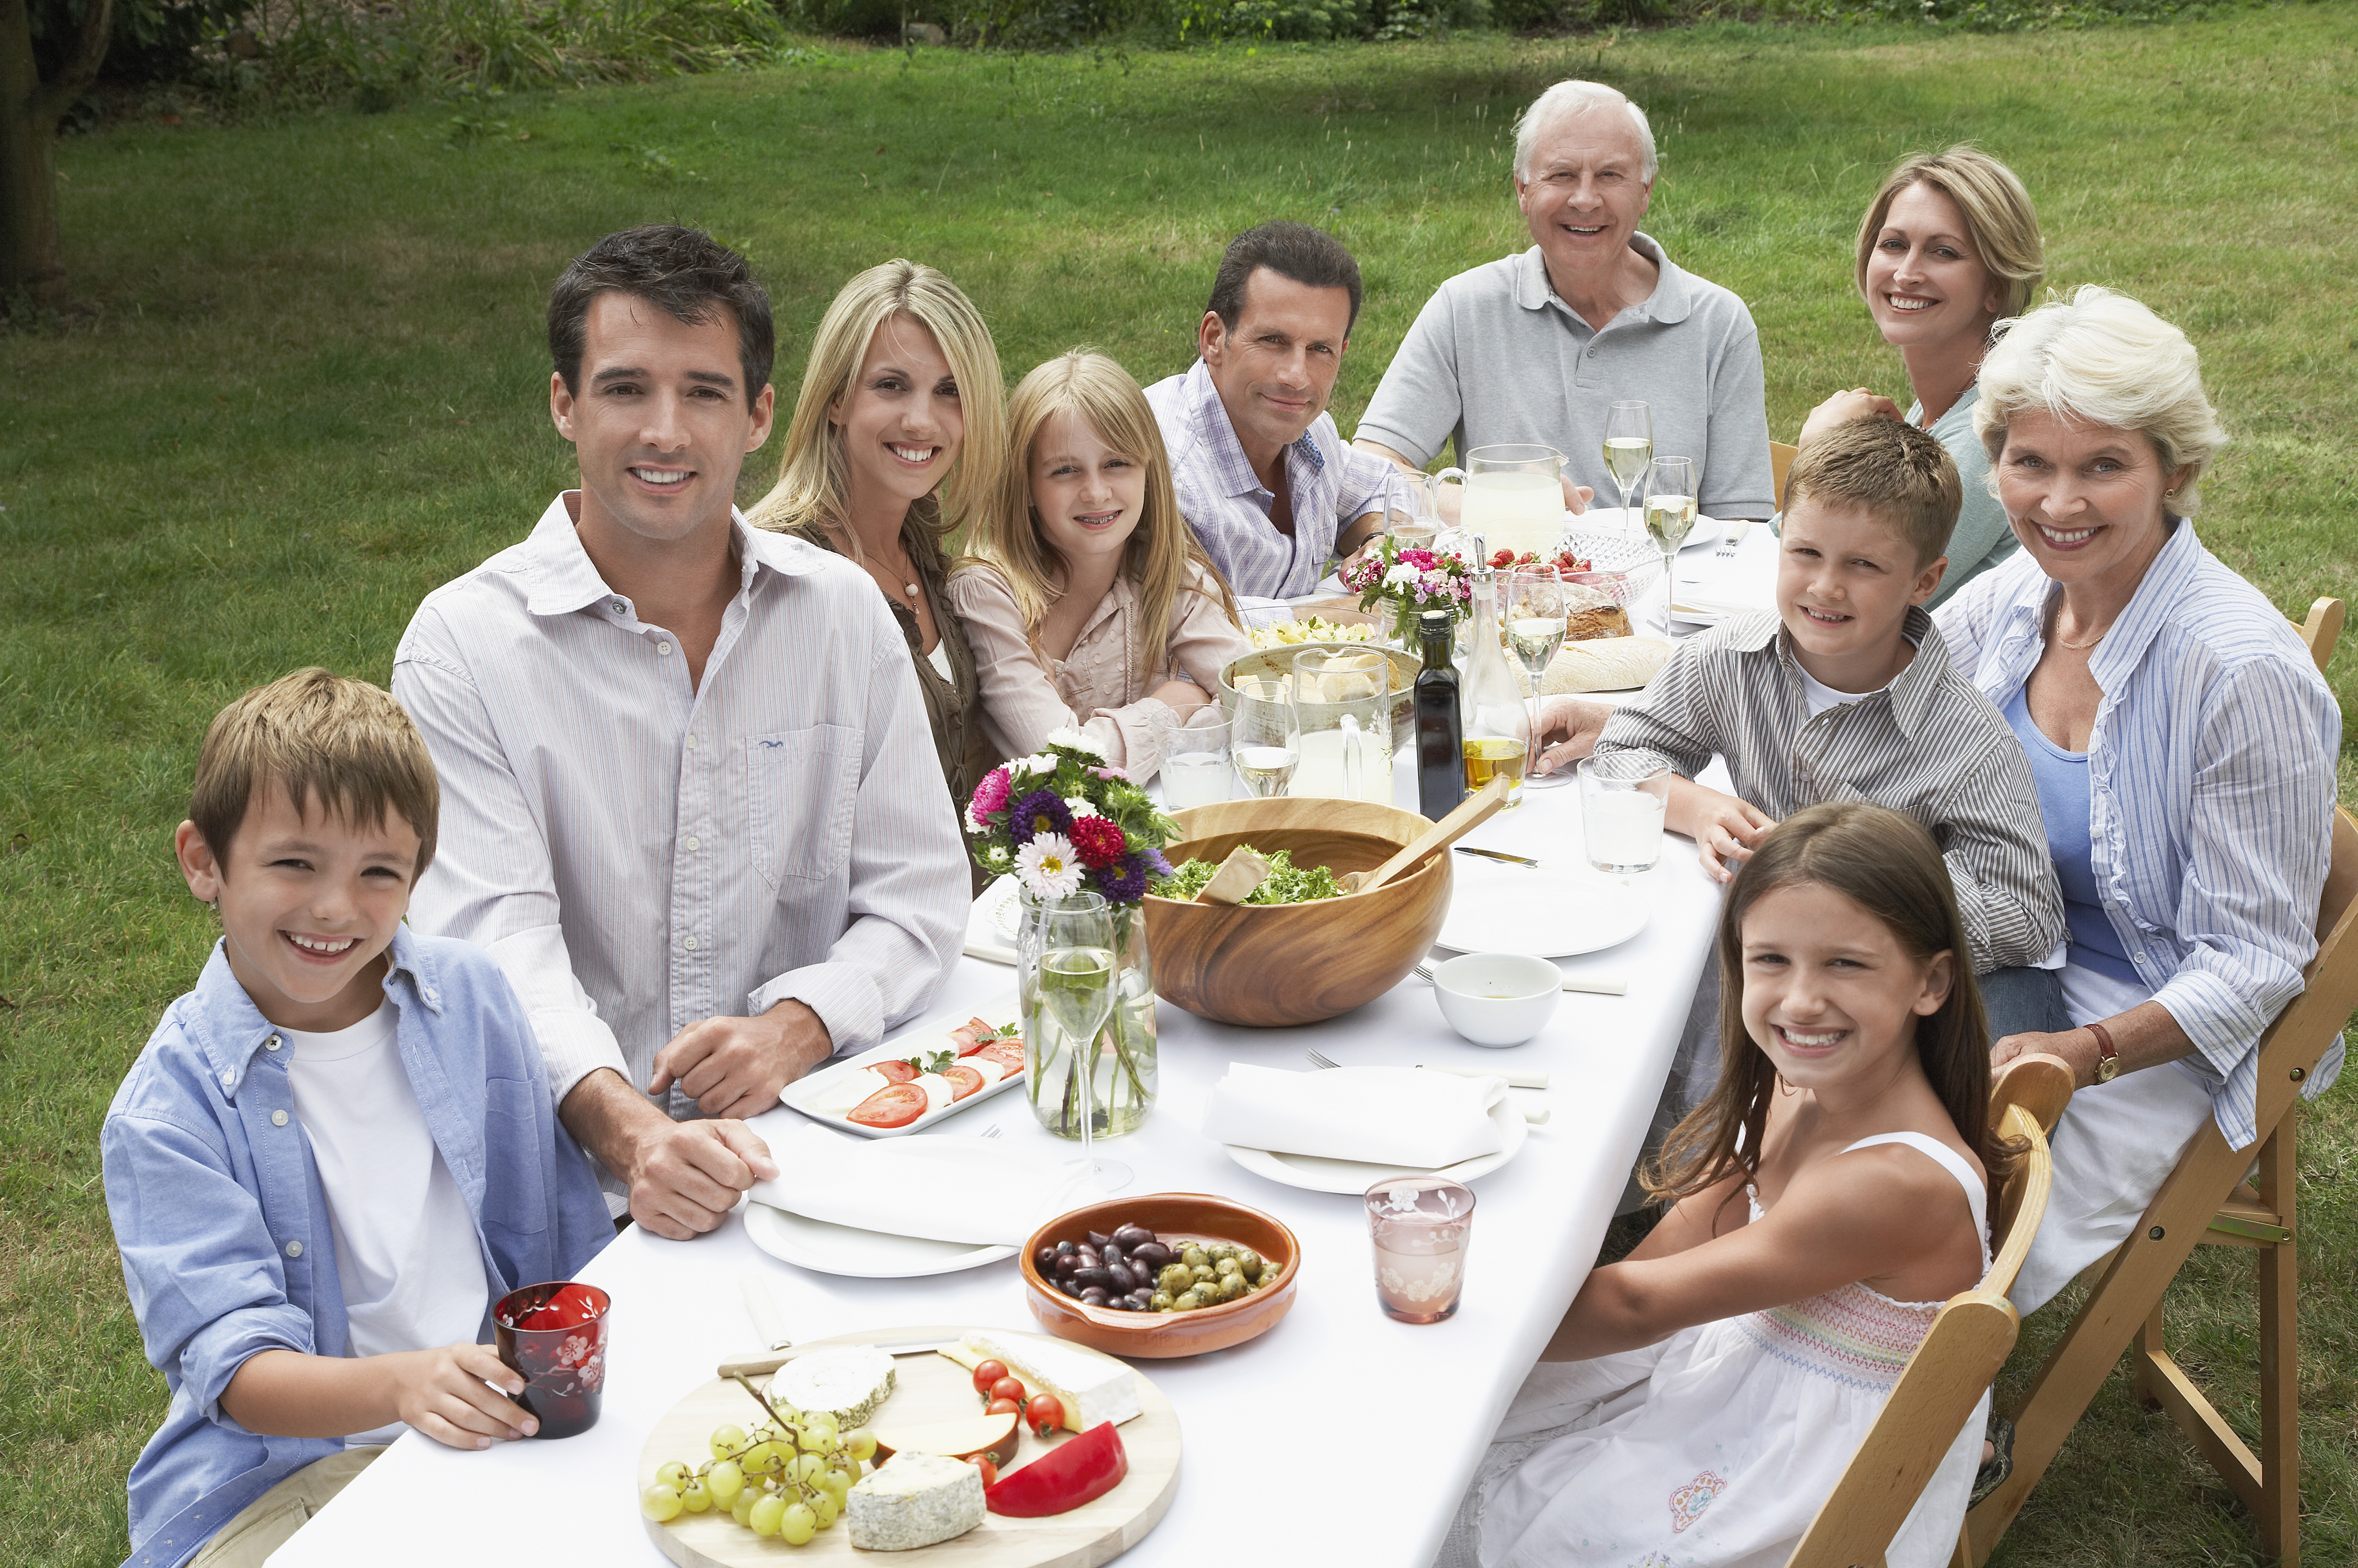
1155, 846, 1347, 905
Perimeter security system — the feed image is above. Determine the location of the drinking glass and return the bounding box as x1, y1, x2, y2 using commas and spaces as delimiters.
1643, 456, 1699, 637
1578, 755, 1671, 874
493, 1281, 611, 1438
1365, 1177, 1474, 1324
1457, 443, 1567, 562
1230, 677, 1300, 798
1383, 468, 1455, 552
1290, 648, 1393, 803
1162, 714, 1232, 812
1504, 570, 1571, 790
1602, 401, 1653, 525
1033, 892, 1129, 1191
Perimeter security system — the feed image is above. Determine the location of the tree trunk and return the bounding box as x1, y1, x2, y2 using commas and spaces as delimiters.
1, 0, 115, 303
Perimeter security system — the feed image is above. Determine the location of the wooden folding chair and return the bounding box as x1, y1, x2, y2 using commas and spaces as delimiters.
1771, 441, 1800, 512
2298, 596, 2343, 675
1963, 802, 2358, 1567
1784, 1053, 2071, 1568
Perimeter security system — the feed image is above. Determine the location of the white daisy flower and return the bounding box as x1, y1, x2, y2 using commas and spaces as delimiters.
1045, 727, 1107, 759
1014, 833, 1085, 898
1011, 752, 1058, 778
1065, 797, 1101, 819
1384, 563, 1421, 588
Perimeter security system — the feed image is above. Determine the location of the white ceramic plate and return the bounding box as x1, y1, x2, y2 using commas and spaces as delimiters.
743, 1201, 1017, 1277
1437, 860, 1652, 957
1223, 1091, 1528, 1194
964, 874, 1023, 966
777, 1015, 1026, 1139
1575, 507, 1726, 554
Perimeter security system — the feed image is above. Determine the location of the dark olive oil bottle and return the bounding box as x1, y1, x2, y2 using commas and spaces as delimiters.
1414, 609, 1465, 820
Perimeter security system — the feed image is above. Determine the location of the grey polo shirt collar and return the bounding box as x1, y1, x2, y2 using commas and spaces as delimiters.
1512, 232, 1696, 331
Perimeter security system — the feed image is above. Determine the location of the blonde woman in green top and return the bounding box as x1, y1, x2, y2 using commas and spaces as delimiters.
1798, 146, 2046, 608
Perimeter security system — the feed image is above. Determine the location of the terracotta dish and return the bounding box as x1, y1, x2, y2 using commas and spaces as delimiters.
1021, 1193, 1301, 1359
1144, 798, 1452, 1026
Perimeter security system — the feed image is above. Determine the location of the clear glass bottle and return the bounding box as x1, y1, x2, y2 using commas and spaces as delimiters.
1460, 569, 1533, 807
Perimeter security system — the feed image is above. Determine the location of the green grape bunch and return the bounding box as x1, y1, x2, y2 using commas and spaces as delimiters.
640, 1378, 878, 1545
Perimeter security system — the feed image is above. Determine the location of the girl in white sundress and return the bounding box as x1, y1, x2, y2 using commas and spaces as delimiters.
1444, 801, 2016, 1568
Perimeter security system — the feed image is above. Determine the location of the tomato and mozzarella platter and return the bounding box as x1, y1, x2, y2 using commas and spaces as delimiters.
780, 1017, 1030, 1138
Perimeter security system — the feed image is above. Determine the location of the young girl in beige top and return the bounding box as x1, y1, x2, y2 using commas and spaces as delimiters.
950, 350, 1250, 785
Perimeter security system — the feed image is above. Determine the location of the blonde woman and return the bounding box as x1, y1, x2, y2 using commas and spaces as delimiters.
949, 350, 1250, 785
748, 260, 1006, 806
1799, 146, 2046, 606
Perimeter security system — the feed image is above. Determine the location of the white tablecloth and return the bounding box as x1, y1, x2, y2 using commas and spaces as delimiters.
270, 539, 1773, 1568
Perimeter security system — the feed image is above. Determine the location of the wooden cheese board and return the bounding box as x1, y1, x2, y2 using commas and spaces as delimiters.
640, 1325, 1181, 1568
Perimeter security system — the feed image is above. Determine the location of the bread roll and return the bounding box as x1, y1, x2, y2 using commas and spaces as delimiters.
1561, 582, 1629, 641
1541, 637, 1672, 695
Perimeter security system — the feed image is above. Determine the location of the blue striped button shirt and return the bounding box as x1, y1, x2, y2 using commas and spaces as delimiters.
1934, 519, 2343, 1149
394, 495, 969, 1194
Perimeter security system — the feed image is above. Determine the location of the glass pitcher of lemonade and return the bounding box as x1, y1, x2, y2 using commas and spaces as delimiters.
1288, 648, 1396, 804
1450, 445, 1567, 563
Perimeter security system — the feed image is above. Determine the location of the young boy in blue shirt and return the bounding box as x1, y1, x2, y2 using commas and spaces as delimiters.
104, 669, 612, 1568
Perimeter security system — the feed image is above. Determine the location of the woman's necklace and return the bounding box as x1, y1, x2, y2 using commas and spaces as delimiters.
2053, 604, 2112, 652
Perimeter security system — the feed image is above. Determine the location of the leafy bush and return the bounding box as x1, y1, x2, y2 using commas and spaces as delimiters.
32, 0, 252, 86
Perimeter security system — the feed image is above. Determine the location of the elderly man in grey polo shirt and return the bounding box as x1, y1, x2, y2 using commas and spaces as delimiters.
1355, 81, 1776, 522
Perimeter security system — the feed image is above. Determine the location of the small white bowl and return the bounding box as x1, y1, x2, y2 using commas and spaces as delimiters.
1431, 952, 1561, 1047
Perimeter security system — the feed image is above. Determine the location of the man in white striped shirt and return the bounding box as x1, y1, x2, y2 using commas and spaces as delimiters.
394, 228, 968, 1237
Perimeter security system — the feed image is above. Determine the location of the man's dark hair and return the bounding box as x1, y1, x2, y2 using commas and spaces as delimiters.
1206, 222, 1363, 337
548, 225, 775, 398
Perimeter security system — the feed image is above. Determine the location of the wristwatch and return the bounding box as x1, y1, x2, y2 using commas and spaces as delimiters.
2087, 1021, 2121, 1084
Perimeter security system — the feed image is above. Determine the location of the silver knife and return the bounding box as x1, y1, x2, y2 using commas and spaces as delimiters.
1456, 845, 1542, 869
739, 1273, 792, 1352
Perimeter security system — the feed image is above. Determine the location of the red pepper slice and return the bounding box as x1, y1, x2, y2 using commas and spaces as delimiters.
983, 1421, 1127, 1518
846, 1082, 929, 1129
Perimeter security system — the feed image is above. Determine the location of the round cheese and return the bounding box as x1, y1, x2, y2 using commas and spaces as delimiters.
847, 1452, 986, 1551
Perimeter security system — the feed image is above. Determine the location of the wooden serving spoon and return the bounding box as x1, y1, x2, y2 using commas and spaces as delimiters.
1341, 775, 1511, 895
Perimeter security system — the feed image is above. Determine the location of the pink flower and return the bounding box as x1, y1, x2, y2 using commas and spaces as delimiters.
578, 1348, 605, 1392
1094, 766, 1129, 782
969, 767, 1012, 819
1398, 548, 1438, 570
556, 1333, 592, 1368
1068, 815, 1128, 870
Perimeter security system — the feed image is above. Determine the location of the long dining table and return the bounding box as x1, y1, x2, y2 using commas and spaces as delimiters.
269, 524, 1778, 1568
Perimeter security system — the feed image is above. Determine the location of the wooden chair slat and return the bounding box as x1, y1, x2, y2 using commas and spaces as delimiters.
2299, 596, 2343, 673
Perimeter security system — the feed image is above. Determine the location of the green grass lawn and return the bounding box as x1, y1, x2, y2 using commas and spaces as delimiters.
5, 8, 2355, 1563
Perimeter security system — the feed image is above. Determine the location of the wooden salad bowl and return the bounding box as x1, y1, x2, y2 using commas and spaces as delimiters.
1143, 797, 1451, 1027
1022, 1193, 1301, 1358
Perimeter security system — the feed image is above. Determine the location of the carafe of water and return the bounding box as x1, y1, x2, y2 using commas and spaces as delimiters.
1289, 649, 1395, 804
1459, 570, 1532, 809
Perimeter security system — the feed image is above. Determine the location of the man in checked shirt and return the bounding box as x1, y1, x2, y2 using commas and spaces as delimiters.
1587, 418, 2065, 1117
395, 228, 969, 1237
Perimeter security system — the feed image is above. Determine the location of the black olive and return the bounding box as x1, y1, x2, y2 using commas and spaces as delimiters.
1075, 1247, 1101, 1268
1034, 1245, 1058, 1272
1102, 1243, 1125, 1268
1058, 1277, 1082, 1298
1079, 1287, 1110, 1305
1054, 1238, 1077, 1258
1071, 1266, 1112, 1291
1129, 1242, 1172, 1271
1086, 1230, 1111, 1250
1108, 1261, 1138, 1293
1054, 1253, 1080, 1278
1105, 1296, 1135, 1312
1111, 1224, 1155, 1251
1128, 1288, 1155, 1308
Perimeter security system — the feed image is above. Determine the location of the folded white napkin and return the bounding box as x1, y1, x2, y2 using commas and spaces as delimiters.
1203, 1062, 1508, 1168
965, 874, 1022, 965
745, 1116, 1097, 1247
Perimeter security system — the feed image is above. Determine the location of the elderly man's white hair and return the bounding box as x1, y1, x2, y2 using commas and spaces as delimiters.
1513, 81, 1658, 183
1973, 284, 2228, 516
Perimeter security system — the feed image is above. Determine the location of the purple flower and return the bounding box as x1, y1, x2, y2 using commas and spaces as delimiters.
1007, 788, 1072, 846
1094, 852, 1151, 903
1137, 846, 1174, 878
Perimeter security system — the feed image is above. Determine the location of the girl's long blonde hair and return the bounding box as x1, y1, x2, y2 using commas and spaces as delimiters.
965, 349, 1239, 681
747, 260, 1005, 554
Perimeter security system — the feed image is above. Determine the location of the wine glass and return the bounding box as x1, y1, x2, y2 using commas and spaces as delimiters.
1505, 569, 1571, 788
1036, 892, 1129, 1192
1644, 456, 1698, 637
1230, 677, 1300, 798
1603, 401, 1653, 526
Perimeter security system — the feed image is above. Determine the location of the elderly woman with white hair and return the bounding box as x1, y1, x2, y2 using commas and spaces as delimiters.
1935, 285, 2341, 1314
1355, 78, 1776, 522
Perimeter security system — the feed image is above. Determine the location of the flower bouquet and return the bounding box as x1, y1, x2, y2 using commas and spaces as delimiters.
1338, 536, 1479, 647
965, 730, 1171, 1140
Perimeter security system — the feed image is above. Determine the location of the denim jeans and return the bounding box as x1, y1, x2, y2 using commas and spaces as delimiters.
1977, 964, 2074, 1043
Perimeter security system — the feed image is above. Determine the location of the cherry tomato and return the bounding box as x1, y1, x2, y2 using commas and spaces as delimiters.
986, 1397, 1022, 1419
971, 1360, 1009, 1397
1024, 1393, 1064, 1437
988, 1376, 1028, 1407
967, 1455, 998, 1488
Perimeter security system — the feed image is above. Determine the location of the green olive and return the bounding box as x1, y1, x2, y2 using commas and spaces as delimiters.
1217, 1274, 1247, 1301
1157, 1263, 1194, 1295
1214, 1257, 1242, 1278
1173, 1290, 1203, 1311
1151, 1292, 1173, 1310
1235, 1248, 1264, 1280
1180, 1245, 1208, 1270
1191, 1263, 1216, 1285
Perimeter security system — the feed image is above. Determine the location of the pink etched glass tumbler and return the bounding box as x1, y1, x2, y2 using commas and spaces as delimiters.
493, 1281, 611, 1438
1365, 1177, 1475, 1324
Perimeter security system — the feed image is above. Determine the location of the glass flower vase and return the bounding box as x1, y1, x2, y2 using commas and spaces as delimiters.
1019, 892, 1158, 1140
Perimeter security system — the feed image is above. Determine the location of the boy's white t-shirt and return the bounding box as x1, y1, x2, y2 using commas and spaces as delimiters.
284, 1001, 492, 1445
1793, 641, 1913, 719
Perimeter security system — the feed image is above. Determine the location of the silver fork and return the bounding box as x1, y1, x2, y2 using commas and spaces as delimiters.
980, 1123, 1002, 1139
1305, 1048, 1344, 1071
1714, 518, 1754, 561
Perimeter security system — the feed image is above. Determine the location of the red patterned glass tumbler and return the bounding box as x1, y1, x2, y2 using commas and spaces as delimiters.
493, 1281, 610, 1439
1365, 1177, 1474, 1324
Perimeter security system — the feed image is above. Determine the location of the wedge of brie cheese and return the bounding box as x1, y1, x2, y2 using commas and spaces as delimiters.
773, 1344, 897, 1428
957, 1331, 1140, 1433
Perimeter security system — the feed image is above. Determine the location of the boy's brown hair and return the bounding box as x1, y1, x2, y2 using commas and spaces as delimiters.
189, 669, 439, 878
1785, 417, 1964, 569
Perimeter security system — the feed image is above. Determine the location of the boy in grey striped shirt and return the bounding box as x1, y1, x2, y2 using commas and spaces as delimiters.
1595, 418, 2062, 1000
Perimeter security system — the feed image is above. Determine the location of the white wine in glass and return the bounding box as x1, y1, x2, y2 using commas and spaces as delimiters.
1505, 568, 1571, 789
1230, 676, 1300, 799
1603, 401, 1653, 521
1233, 745, 1299, 797
1644, 456, 1698, 637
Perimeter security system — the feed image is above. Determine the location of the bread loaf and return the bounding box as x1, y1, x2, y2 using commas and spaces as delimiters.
1542, 637, 1672, 695
1561, 582, 1629, 642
